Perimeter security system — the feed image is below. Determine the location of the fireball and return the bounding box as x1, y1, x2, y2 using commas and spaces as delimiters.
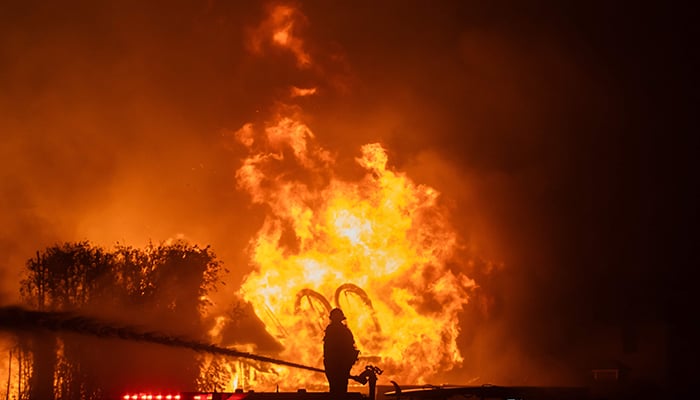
228, 113, 475, 390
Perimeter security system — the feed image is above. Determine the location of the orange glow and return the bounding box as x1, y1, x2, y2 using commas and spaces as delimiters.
248, 4, 311, 68
290, 87, 318, 97
227, 112, 475, 389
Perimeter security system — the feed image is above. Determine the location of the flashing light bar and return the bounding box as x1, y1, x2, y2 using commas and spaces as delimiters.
122, 395, 180, 400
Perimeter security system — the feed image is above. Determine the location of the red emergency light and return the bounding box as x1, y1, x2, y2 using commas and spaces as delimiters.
122, 394, 180, 400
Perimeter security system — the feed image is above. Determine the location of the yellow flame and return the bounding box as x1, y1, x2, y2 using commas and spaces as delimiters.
0, 337, 26, 399
231, 113, 475, 390
232, 372, 239, 392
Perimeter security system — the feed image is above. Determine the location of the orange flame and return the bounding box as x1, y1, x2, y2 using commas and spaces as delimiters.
232, 112, 476, 389
247, 4, 311, 68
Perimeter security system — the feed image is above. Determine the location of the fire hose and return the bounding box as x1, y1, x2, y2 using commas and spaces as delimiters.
0, 305, 325, 373
0, 306, 383, 399
1, 305, 384, 398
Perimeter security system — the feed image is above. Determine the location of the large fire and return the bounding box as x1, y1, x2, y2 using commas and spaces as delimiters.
225, 110, 476, 390
199, 2, 478, 392
1, 3, 480, 396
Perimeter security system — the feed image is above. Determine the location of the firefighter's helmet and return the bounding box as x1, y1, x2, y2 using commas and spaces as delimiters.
329, 308, 346, 322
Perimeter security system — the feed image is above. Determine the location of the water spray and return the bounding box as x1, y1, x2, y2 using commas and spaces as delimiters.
0, 305, 324, 373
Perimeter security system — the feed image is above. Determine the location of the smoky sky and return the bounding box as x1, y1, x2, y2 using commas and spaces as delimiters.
0, 0, 694, 386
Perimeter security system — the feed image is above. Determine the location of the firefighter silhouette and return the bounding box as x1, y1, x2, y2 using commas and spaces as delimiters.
323, 308, 359, 393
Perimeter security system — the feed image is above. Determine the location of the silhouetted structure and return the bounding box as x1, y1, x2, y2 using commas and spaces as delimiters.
323, 308, 359, 394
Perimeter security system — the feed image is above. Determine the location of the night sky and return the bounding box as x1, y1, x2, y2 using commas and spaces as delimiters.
0, 0, 695, 390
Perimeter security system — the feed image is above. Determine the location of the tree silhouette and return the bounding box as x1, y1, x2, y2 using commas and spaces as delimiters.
17, 240, 224, 399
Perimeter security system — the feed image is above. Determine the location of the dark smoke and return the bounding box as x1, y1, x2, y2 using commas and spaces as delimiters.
0, 305, 323, 373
